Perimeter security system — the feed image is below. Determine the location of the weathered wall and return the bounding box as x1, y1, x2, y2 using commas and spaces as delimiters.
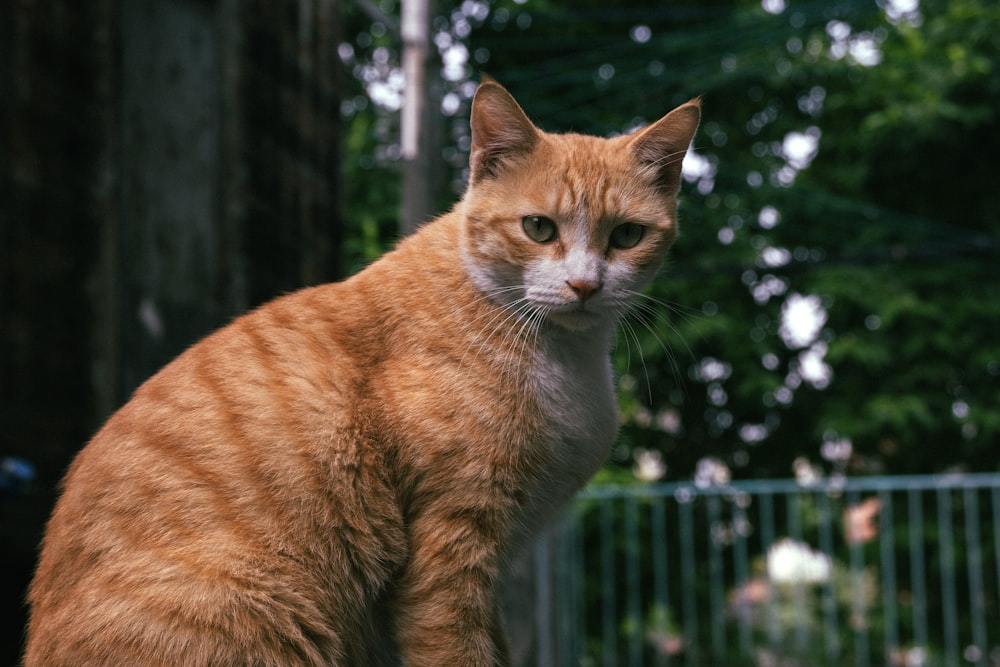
0, 0, 343, 660
1, 3, 118, 660
118, 0, 228, 395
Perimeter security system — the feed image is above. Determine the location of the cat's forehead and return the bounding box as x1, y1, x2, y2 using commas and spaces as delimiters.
540, 132, 654, 191
544, 131, 630, 164
523, 132, 671, 225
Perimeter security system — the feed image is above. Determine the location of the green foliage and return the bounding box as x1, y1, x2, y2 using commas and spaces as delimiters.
342, 111, 401, 271
472, 0, 1000, 479
343, 0, 1000, 479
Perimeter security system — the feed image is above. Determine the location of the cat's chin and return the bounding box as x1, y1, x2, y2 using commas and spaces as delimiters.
546, 310, 609, 333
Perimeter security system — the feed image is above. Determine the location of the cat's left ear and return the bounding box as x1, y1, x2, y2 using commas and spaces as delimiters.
628, 99, 702, 194
469, 78, 540, 183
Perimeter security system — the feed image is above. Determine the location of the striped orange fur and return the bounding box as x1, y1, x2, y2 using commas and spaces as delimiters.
25, 79, 699, 666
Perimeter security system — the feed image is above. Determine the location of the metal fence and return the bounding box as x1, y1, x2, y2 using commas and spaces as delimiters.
532, 474, 1000, 667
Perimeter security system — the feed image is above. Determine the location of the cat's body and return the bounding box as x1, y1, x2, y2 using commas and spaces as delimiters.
25, 80, 699, 666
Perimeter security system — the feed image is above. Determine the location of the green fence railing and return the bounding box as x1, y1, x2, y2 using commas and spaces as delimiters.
532, 473, 1000, 667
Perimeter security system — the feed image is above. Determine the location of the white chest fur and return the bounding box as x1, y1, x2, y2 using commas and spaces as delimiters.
514, 325, 619, 544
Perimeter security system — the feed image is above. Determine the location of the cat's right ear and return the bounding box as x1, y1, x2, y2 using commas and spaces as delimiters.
469, 79, 540, 183
628, 99, 701, 195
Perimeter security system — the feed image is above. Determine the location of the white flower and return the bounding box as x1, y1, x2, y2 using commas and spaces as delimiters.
767, 538, 831, 584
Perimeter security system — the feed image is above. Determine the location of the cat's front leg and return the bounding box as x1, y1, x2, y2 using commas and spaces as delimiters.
391, 511, 511, 666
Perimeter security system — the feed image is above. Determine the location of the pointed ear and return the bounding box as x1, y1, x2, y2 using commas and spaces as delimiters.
629, 99, 701, 194
469, 79, 540, 183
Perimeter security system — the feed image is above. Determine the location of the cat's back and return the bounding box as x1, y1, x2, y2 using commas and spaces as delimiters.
25, 218, 470, 666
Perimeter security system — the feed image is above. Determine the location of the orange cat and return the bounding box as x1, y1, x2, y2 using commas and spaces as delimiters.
25, 79, 699, 666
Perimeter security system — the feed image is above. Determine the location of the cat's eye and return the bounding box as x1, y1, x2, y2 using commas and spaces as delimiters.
522, 216, 558, 243
610, 223, 645, 249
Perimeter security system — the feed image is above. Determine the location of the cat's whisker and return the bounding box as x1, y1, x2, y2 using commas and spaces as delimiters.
618, 318, 654, 405
455, 287, 533, 368
518, 307, 547, 382
464, 292, 541, 382
500, 301, 544, 385
622, 289, 701, 330
614, 310, 634, 372
618, 291, 696, 396
448, 287, 521, 333
632, 292, 703, 325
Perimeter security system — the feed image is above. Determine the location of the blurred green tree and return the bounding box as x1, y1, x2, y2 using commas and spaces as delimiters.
341, 0, 1000, 480
465, 0, 1000, 480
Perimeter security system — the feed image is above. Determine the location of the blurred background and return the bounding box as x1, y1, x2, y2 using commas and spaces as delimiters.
2, 0, 998, 664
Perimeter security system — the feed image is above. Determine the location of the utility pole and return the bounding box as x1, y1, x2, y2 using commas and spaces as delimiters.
400, 0, 432, 235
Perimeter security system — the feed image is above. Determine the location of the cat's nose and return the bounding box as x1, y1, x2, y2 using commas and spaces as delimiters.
566, 279, 602, 302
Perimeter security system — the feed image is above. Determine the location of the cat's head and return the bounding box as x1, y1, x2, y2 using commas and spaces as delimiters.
460, 79, 700, 333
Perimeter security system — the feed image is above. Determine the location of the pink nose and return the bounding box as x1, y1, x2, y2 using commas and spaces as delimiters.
566, 279, 601, 302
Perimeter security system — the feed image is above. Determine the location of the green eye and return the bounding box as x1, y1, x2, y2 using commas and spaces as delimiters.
610, 223, 645, 249
522, 215, 558, 243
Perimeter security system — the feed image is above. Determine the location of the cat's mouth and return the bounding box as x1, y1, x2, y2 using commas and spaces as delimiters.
520, 286, 610, 331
